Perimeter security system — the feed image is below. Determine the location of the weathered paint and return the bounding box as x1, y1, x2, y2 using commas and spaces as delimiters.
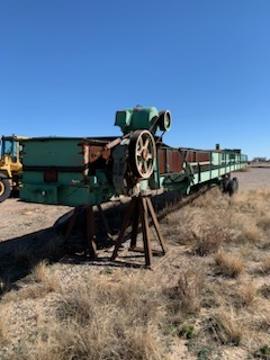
21, 107, 248, 206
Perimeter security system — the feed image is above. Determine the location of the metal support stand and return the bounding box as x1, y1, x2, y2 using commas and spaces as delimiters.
97, 204, 113, 239
111, 195, 167, 268
65, 205, 110, 260
85, 206, 98, 259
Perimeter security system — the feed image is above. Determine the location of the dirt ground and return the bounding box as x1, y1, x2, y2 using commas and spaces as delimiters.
234, 168, 270, 191
0, 200, 70, 243
0, 167, 270, 360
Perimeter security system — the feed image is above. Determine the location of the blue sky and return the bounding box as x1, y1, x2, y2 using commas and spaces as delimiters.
0, 1, 269, 159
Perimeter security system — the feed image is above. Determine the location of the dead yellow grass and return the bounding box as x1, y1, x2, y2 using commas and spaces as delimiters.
24, 272, 168, 360
237, 224, 263, 244
32, 260, 61, 292
164, 267, 204, 316
207, 308, 244, 345
2, 188, 270, 359
238, 166, 250, 172
214, 250, 244, 278
192, 224, 230, 256
28, 322, 165, 360
165, 188, 270, 249
259, 284, 270, 299
236, 281, 257, 307
0, 318, 5, 343
257, 216, 270, 232
2, 261, 60, 303
33, 260, 50, 282
258, 256, 270, 274
250, 300, 270, 334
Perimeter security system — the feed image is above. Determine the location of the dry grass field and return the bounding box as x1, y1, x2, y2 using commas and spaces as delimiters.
1, 168, 270, 359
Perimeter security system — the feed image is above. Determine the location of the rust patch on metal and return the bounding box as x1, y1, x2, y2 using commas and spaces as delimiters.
158, 148, 183, 174
44, 168, 58, 183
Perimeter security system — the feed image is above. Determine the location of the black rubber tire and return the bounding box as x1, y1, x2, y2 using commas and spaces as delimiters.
0, 177, 12, 203
222, 178, 230, 193
226, 177, 239, 196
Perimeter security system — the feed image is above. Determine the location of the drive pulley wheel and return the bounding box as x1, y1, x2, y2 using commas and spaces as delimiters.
158, 111, 171, 132
129, 130, 156, 179
0, 177, 12, 203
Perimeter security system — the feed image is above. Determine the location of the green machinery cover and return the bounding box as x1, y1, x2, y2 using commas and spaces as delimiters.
21, 137, 115, 206
115, 107, 160, 134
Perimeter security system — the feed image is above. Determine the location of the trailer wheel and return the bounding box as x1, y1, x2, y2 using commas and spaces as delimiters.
129, 130, 156, 179
0, 176, 11, 203
221, 177, 230, 193
226, 177, 239, 196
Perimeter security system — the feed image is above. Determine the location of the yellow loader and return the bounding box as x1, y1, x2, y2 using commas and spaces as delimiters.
0, 135, 27, 203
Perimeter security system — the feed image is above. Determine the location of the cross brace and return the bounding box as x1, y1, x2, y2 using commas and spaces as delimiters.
64, 203, 113, 259
111, 195, 167, 268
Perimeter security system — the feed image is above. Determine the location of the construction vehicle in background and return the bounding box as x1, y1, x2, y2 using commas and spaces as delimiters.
0, 135, 26, 202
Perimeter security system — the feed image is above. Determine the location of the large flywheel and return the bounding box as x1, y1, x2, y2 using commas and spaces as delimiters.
129, 130, 156, 179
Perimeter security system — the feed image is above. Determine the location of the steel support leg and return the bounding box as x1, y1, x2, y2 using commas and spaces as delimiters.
111, 195, 166, 268
85, 206, 97, 259
97, 203, 113, 239
140, 197, 152, 268
146, 197, 167, 254
130, 200, 139, 249
111, 198, 136, 260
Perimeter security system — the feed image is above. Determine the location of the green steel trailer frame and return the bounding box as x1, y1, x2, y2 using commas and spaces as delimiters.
20, 107, 248, 207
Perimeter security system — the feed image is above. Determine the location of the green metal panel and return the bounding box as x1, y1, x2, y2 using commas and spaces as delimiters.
22, 171, 83, 186
21, 136, 118, 206
115, 107, 159, 134
21, 184, 58, 204
23, 138, 82, 167
220, 168, 226, 175
200, 172, 211, 182
160, 173, 190, 194
21, 181, 117, 207
211, 152, 220, 166
211, 169, 219, 179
